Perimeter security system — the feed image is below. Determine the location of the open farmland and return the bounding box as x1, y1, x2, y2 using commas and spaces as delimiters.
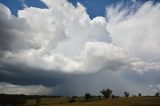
24, 97, 160, 106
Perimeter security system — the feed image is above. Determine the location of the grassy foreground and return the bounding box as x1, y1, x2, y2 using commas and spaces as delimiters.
25, 97, 160, 106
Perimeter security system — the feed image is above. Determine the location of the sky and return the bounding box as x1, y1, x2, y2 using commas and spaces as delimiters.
0, 0, 160, 96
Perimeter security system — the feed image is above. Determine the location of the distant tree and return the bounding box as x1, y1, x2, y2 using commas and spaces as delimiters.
111, 95, 116, 99
85, 93, 91, 101
155, 92, 159, 97
138, 93, 142, 97
124, 91, 129, 98
72, 96, 78, 98
69, 96, 76, 103
155, 88, 160, 97
100, 89, 112, 98
98, 95, 101, 98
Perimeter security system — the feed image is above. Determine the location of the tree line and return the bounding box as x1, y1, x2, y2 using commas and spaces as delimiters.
69, 88, 160, 103
0, 94, 62, 106
83, 88, 160, 101
0, 88, 159, 105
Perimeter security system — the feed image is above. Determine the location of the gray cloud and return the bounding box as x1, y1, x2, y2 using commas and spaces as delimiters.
0, 63, 67, 86
0, 3, 39, 53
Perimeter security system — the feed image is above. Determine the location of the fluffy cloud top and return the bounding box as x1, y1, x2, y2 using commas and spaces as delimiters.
1, 0, 160, 74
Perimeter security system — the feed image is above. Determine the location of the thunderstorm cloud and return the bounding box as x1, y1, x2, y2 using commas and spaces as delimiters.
0, 0, 160, 95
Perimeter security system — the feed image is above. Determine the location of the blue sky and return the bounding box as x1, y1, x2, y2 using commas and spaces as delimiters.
0, 0, 159, 18
0, 0, 47, 16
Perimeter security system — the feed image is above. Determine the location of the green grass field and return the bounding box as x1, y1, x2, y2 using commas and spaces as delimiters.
25, 97, 160, 106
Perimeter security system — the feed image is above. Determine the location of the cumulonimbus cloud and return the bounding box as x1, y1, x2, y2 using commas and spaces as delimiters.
0, 0, 160, 89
